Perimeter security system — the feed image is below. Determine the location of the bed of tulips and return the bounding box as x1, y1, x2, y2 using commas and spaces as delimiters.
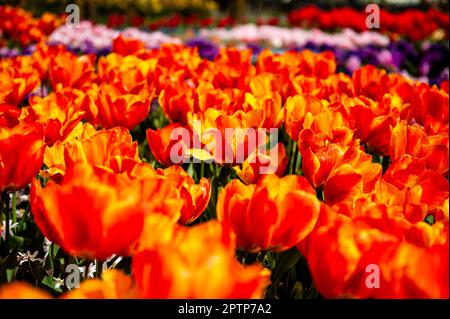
0, 6, 449, 300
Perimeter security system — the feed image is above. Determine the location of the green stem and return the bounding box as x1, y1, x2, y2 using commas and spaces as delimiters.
200, 161, 205, 179
291, 143, 299, 175
11, 192, 17, 224
288, 139, 295, 174
1, 191, 10, 246
48, 243, 54, 270
215, 163, 222, 179
288, 138, 294, 160
381, 155, 391, 173
96, 260, 102, 279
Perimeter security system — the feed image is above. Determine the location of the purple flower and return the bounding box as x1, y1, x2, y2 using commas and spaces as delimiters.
186, 38, 219, 60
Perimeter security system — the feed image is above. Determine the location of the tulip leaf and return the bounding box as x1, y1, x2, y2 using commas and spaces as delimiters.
6, 268, 17, 283
29, 261, 48, 283
8, 235, 26, 250
272, 247, 301, 280
1, 250, 18, 283
41, 275, 63, 293
290, 281, 304, 299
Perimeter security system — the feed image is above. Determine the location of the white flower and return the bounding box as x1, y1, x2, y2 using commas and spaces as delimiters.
1, 221, 19, 240
43, 238, 53, 260
103, 255, 123, 270
15, 208, 25, 219
17, 251, 45, 266
79, 263, 96, 279
54, 277, 65, 290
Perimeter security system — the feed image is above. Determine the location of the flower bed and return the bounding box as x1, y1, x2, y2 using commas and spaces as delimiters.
0, 4, 448, 300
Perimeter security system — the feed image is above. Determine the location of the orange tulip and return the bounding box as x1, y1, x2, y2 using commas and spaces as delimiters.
19, 88, 85, 145
411, 84, 449, 135
187, 108, 266, 165
0, 68, 40, 106
31, 163, 146, 260
0, 122, 45, 191
244, 87, 283, 129
284, 94, 327, 141
86, 84, 153, 130
340, 95, 397, 156
48, 51, 96, 90
112, 35, 145, 56
63, 269, 138, 299
0, 282, 51, 299
109, 158, 188, 223
302, 216, 399, 298
217, 175, 321, 252
382, 155, 449, 222
302, 138, 381, 206
352, 65, 390, 102
322, 141, 382, 206
0, 104, 21, 128
146, 123, 190, 167
195, 82, 244, 113
43, 123, 138, 180
298, 107, 353, 154
158, 84, 196, 125
156, 166, 211, 225
344, 241, 449, 298
390, 121, 448, 175
97, 52, 154, 94
233, 142, 288, 185
133, 220, 270, 298
211, 48, 254, 90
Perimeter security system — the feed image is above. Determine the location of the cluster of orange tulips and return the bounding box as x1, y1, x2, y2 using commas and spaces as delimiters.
0, 35, 448, 299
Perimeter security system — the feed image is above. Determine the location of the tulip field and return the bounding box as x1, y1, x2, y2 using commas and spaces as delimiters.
0, 2, 449, 300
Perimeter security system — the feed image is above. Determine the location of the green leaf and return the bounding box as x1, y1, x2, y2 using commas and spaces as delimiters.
6, 268, 17, 283
9, 235, 26, 250
272, 247, 301, 280
41, 275, 63, 293
290, 281, 304, 299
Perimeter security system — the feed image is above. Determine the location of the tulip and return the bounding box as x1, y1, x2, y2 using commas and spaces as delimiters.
0, 282, 51, 299
411, 85, 449, 135
31, 163, 146, 260
133, 221, 270, 298
0, 123, 45, 192
233, 142, 288, 184
217, 175, 321, 252
88, 84, 153, 130
97, 53, 153, 94
344, 241, 449, 298
63, 270, 138, 299
158, 84, 196, 125
302, 217, 399, 298
187, 108, 266, 165
157, 166, 211, 225
19, 89, 85, 146
0, 68, 40, 106
390, 121, 449, 175
284, 94, 327, 141
112, 35, 145, 56
146, 123, 190, 167
49, 51, 96, 90
43, 124, 139, 180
